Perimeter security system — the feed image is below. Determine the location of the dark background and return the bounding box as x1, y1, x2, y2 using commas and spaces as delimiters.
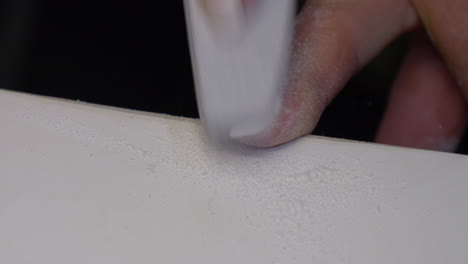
1, 0, 466, 154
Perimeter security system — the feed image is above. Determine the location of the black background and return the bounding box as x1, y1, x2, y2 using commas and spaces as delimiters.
1, 0, 466, 154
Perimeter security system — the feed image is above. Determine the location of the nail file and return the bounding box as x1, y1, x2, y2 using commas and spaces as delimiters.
184, 0, 295, 145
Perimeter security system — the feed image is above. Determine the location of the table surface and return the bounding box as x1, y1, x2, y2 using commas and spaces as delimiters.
1, 89, 467, 264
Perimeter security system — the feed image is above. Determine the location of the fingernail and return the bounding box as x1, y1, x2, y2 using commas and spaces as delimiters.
199, 0, 248, 46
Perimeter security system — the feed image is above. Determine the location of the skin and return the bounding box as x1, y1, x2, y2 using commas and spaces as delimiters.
203, 0, 468, 151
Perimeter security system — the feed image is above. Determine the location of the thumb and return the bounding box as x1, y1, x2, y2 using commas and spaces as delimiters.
241, 0, 418, 147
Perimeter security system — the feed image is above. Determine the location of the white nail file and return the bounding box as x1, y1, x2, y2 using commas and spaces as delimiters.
184, 0, 295, 145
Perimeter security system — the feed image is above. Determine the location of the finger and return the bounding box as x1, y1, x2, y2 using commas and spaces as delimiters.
411, 0, 468, 99
376, 33, 467, 152
241, 0, 418, 147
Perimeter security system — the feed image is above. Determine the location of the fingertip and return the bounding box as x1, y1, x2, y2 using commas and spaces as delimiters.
376, 33, 467, 152
236, 86, 323, 148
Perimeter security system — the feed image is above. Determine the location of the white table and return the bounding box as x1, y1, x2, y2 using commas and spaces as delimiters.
1, 89, 467, 263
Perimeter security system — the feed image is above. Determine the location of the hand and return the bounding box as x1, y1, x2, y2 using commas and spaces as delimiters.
241, 0, 467, 152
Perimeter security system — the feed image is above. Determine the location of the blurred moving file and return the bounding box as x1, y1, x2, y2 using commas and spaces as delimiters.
1, 0, 466, 154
